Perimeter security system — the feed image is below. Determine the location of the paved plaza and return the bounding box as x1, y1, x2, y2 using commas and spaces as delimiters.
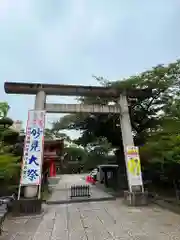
1, 175, 180, 239
47, 174, 114, 204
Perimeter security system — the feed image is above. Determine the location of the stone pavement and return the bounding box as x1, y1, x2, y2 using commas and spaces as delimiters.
1, 174, 180, 239
1, 200, 180, 239
0, 211, 45, 240
47, 174, 115, 204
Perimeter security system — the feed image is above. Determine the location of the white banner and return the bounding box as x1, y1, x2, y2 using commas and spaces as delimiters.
126, 146, 143, 186
20, 110, 45, 185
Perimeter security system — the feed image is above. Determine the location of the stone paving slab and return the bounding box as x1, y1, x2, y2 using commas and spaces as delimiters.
2, 174, 180, 239
1, 200, 180, 239
52, 201, 180, 239
0, 211, 45, 240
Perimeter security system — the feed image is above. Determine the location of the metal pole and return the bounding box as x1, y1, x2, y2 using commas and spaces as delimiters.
35, 91, 46, 199
17, 184, 21, 200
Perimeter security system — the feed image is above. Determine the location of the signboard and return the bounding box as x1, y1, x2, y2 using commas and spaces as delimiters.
20, 110, 45, 185
126, 146, 143, 187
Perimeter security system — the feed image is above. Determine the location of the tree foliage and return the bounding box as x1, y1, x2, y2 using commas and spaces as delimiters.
64, 146, 87, 162
44, 128, 71, 141
52, 60, 180, 148
140, 97, 180, 164
0, 154, 20, 183
50, 59, 180, 189
0, 102, 10, 118
0, 102, 21, 187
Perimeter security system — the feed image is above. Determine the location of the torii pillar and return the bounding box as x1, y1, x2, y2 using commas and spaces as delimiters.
24, 91, 46, 198
119, 94, 148, 206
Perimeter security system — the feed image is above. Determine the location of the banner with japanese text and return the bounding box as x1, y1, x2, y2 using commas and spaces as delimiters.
126, 146, 143, 186
20, 110, 45, 185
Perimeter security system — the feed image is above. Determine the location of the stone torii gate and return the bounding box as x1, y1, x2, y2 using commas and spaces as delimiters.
4, 82, 149, 207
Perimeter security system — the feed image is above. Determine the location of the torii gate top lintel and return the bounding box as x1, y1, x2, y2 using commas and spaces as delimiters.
4, 81, 151, 98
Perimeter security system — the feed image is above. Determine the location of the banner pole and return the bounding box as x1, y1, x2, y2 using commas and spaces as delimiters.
17, 184, 21, 200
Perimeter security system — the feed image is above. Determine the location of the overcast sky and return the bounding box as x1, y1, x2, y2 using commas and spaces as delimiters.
0, 0, 179, 139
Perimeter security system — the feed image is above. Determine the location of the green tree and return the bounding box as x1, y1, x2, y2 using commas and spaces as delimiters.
138, 95, 180, 196
0, 102, 10, 118
0, 103, 19, 148
0, 102, 21, 191
0, 154, 20, 185
44, 128, 71, 141
61, 145, 87, 173
140, 96, 180, 163
64, 146, 87, 162
52, 60, 180, 147
85, 137, 112, 155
